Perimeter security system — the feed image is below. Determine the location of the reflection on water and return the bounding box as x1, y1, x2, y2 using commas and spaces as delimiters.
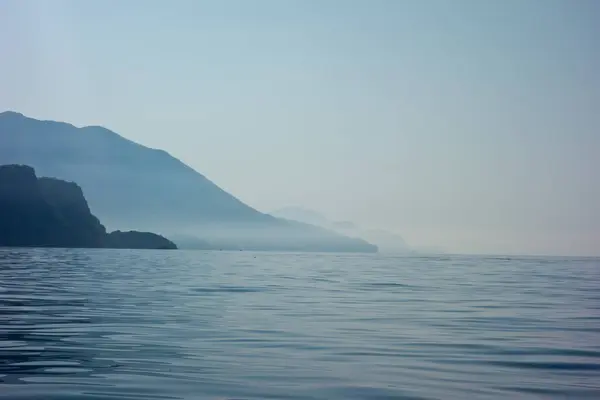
1, 249, 599, 399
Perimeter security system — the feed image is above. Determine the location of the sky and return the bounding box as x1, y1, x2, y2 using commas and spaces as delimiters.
1, 0, 599, 256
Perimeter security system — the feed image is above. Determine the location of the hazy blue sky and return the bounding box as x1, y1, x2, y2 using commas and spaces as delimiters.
1, 0, 598, 256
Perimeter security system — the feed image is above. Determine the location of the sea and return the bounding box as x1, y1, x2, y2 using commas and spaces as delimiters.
0, 248, 599, 399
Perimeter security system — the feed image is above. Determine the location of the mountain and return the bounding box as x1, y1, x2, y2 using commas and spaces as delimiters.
271, 206, 411, 254
0, 111, 376, 253
0, 164, 176, 249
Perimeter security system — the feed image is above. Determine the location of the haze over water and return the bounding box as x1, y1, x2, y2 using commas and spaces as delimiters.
1, 249, 599, 399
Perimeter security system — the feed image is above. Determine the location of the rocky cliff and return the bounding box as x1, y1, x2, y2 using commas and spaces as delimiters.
0, 164, 176, 250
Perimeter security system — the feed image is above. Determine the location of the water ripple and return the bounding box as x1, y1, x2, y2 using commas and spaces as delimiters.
0, 249, 599, 399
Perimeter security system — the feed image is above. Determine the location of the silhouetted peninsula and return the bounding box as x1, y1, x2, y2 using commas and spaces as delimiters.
106, 231, 177, 250
0, 164, 177, 250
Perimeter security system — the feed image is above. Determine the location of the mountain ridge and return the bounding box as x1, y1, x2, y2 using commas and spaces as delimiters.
0, 111, 377, 253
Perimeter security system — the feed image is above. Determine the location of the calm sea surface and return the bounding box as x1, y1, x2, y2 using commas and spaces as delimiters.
0, 249, 599, 399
